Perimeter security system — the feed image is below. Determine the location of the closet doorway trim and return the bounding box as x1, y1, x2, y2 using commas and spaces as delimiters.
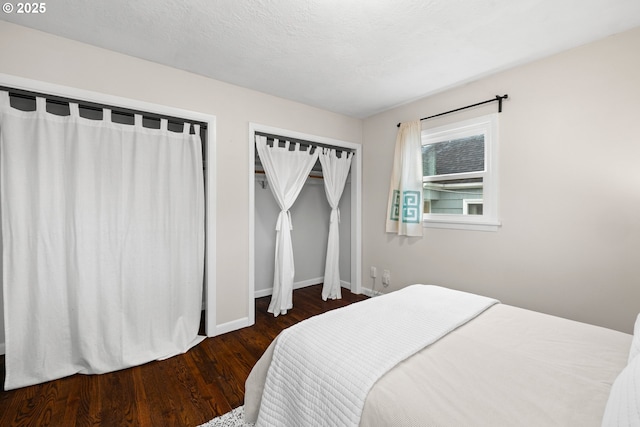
248, 122, 362, 327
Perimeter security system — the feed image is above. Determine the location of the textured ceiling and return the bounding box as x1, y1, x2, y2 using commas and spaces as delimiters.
2, 0, 640, 118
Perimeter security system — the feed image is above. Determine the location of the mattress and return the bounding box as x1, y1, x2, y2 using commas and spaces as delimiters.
245, 302, 631, 426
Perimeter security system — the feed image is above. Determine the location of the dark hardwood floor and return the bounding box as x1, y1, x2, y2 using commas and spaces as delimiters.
0, 285, 368, 427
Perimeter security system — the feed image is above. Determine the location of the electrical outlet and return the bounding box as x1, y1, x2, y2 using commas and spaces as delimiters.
382, 270, 390, 287
370, 266, 377, 278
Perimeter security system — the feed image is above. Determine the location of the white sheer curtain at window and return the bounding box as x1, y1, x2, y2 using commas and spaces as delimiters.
318, 148, 352, 301
255, 135, 319, 316
0, 92, 205, 390
386, 120, 424, 237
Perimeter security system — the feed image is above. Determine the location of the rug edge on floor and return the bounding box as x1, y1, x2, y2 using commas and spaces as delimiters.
198, 406, 255, 427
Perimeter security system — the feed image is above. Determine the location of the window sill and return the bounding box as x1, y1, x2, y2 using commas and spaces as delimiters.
423, 217, 501, 232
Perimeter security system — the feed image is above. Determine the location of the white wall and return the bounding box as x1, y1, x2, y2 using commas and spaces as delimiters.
0, 21, 363, 347
362, 27, 640, 333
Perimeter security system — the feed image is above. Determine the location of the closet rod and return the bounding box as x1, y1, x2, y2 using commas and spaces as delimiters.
255, 131, 355, 153
255, 170, 323, 180
397, 94, 508, 127
0, 86, 208, 130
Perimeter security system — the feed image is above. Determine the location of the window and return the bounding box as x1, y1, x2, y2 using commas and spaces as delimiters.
421, 114, 500, 231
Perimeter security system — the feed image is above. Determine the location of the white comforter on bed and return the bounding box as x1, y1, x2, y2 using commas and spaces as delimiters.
254, 284, 498, 427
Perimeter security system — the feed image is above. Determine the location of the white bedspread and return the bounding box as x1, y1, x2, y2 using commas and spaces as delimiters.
254, 284, 498, 427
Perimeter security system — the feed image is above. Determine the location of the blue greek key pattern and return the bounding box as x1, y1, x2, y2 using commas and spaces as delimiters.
402, 191, 421, 223
390, 190, 421, 224
390, 190, 401, 221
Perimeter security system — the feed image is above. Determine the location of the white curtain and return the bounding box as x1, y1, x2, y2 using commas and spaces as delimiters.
255, 135, 319, 316
318, 148, 352, 301
385, 120, 424, 237
0, 92, 205, 390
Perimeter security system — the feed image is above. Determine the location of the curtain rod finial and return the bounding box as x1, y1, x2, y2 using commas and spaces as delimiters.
497, 94, 508, 113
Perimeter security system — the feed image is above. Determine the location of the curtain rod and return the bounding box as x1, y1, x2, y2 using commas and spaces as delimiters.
0, 85, 208, 130
255, 131, 355, 153
397, 94, 508, 127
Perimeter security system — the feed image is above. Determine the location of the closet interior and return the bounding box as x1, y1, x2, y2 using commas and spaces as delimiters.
253, 134, 352, 300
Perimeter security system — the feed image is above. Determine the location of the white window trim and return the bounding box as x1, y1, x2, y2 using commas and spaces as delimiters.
422, 113, 500, 232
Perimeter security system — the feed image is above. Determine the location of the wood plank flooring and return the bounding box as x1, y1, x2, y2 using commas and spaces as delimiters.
0, 285, 368, 427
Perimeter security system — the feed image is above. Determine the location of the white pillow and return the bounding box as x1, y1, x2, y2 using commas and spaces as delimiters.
601, 353, 640, 427
629, 313, 640, 364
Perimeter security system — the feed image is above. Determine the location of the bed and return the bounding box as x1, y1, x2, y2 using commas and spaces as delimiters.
244, 285, 638, 427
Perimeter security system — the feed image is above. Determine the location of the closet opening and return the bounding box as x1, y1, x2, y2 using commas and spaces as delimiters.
0, 76, 217, 368
249, 123, 362, 324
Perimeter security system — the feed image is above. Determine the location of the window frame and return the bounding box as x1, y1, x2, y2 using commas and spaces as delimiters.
421, 113, 500, 232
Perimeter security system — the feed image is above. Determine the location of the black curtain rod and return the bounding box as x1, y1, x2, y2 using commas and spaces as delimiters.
255, 131, 355, 153
397, 94, 508, 127
0, 85, 208, 130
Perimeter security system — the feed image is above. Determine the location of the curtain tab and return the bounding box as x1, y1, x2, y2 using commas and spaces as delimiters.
35, 97, 47, 113
0, 91, 10, 108
69, 102, 80, 117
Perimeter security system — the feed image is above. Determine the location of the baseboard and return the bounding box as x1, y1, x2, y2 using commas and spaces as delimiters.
254, 287, 273, 298
255, 278, 354, 298
255, 277, 324, 298
361, 286, 385, 298
214, 316, 251, 337
294, 277, 324, 291
207, 277, 354, 336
